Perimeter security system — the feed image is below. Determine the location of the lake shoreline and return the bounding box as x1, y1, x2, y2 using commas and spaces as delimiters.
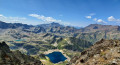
44, 49, 70, 62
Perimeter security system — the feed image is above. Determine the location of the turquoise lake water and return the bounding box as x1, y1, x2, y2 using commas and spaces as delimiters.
15, 39, 25, 41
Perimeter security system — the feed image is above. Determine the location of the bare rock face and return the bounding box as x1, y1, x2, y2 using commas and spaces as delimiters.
68, 39, 120, 65
0, 41, 43, 65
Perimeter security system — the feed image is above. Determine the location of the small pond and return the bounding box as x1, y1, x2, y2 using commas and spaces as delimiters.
46, 51, 67, 63
15, 39, 25, 41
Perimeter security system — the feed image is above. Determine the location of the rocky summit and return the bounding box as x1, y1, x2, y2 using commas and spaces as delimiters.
68, 39, 120, 65
0, 41, 43, 65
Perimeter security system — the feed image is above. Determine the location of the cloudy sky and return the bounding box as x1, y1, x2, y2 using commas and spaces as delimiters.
0, 0, 120, 27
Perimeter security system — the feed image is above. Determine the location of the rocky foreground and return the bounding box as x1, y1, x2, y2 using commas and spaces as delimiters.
0, 41, 43, 65
68, 39, 120, 65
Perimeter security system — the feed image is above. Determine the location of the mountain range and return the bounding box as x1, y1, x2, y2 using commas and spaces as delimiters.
0, 21, 120, 64
1, 21, 120, 43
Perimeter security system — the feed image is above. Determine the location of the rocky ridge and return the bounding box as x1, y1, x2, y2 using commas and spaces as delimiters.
0, 41, 43, 65
68, 39, 120, 65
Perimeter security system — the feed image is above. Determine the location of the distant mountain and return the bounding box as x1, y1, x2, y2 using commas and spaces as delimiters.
0, 41, 43, 65
1, 20, 120, 42
68, 39, 120, 65
36, 22, 78, 34
75, 24, 120, 43
0, 21, 33, 29
37, 22, 63, 29
0, 21, 78, 34
1, 20, 120, 43
0, 21, 120, 33
80, 24, 119, 32
73, 26, 82, 29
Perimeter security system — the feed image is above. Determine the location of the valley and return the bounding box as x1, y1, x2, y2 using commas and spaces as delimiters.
1, 0, 120, 65
0, 21, 120, 65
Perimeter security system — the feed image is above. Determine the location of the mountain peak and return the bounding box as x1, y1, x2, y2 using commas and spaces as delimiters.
50, 22, 63, 27
51, 22, 60, 25
0, 41, 8, 46
80, 24, 119, 32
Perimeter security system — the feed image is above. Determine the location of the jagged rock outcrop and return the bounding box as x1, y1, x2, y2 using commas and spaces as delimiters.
0, 41, 43, 65
68, 39, 120, 65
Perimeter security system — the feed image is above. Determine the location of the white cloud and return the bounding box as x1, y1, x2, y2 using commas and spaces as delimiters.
97, 19, 103, 22
85, 13, 107, 24
93, 18, 106, 23
29, 14, 61, 23
93, 18, 97, 21
108, 16, 115, 21
9, 17, 26, 20
0, 14, 7, 19
85, 13, 95, 19
108, 16, 120, 22
29, 14, 73, 26
85, 16, 92, 19
0, 14, 3, 17
0, 14, 30, 24
97, 19, 107, 23
0, 14, 78, 26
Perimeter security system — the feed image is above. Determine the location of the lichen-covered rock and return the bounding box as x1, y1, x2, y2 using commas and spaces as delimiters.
0, 41, 43, 65
68, 39, 120, 65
